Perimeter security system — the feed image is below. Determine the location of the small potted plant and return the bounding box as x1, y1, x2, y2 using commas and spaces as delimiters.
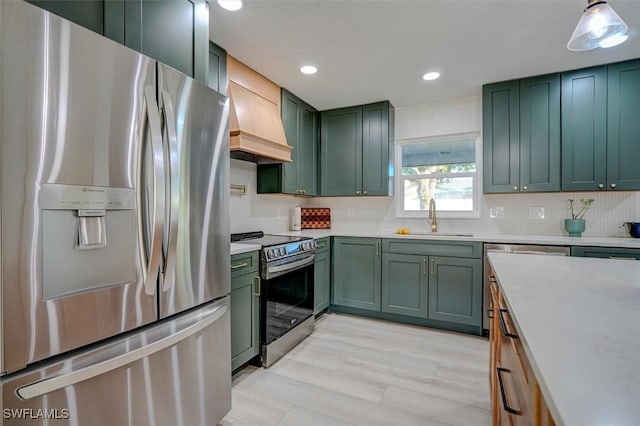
565, 198, 594, 237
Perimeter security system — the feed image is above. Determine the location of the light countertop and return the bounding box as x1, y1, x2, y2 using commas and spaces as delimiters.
230, 242, 261, 256
269, 229, 640, 248
487, 252, 640, 426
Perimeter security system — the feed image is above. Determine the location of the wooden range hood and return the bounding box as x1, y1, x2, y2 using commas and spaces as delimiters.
227, 55, 292, 163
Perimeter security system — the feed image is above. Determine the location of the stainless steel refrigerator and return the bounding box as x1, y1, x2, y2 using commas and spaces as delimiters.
0, 2, 231, 425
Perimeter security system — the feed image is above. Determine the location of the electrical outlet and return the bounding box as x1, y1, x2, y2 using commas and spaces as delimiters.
529, 207, 545, 219
489, 206, 504, 219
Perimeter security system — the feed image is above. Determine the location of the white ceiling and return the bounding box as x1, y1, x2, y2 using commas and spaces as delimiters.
210, 0, 640, 110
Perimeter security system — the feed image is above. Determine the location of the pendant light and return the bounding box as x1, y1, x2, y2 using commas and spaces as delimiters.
567, 0, 629, 51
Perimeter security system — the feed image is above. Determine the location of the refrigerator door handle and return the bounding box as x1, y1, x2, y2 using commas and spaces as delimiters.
142, 86, 166, 296
16, 303, 228, 401
159, 89, 179, 292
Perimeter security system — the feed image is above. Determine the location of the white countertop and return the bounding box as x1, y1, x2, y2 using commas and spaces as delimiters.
269, 229, 640, 248
487, 252, 640, 426
230, 242, 261, 256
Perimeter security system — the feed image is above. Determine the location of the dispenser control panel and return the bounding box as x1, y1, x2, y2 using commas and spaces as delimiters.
39, 184, 135, 210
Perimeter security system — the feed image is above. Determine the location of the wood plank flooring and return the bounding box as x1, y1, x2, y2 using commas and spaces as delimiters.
220, 313, 490, 426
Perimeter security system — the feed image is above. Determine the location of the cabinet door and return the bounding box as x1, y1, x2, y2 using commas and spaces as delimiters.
332, 237, 381, 311
27, 0, 125, 43
230, 272, 260, 370
607, 59, 640, 191
208, 42, 227, 95
483, 81, 520, 193
362, 101, 392, 196
320, 106, 363, 196
561, 66, 607, 191
125, 0, 208, 82
381, 253, 428, 318
299, 101, 318, 196
519, 74, 560, 192
314, 249, 331, 314
281, 89, 302, 194
428, 257, 482, 326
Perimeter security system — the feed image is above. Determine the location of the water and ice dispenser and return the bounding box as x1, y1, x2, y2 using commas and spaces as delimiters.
39, 184, 137, 299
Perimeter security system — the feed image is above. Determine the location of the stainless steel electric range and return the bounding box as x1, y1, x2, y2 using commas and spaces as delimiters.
231, 232, 316, 367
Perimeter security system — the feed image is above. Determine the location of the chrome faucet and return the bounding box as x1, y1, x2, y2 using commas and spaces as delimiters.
428, 198, 437, 232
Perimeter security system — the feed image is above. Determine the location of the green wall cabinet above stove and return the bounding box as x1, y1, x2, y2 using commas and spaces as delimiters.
483, 74, 560, 193
257, 89, 318, 196
319, 101, 394, 196
27, 0, 209, 83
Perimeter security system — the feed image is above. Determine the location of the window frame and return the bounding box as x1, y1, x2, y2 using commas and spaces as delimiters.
395, 132, 482, 219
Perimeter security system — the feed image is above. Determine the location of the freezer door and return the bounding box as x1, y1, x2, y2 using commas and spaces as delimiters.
0, 2, 157, 373
157, 63, 231, 318
1, 297, 231, 426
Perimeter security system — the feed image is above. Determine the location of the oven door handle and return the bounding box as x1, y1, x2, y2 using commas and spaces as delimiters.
266, 254, 315, 276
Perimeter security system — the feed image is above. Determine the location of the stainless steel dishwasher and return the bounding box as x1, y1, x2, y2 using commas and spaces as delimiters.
483, 243, 570, 333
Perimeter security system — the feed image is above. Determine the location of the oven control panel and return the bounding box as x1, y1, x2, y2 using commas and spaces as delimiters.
264, 240, 316, 261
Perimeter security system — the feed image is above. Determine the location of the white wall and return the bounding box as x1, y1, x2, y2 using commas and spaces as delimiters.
230, 96, 640, 237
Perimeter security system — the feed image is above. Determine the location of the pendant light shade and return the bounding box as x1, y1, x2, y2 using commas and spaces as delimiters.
567, 0, 629, 51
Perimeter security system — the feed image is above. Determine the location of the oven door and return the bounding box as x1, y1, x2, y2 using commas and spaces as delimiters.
261, 258, 314, 345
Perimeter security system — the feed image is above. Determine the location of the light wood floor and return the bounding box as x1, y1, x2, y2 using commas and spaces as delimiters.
220, 313, 491, 426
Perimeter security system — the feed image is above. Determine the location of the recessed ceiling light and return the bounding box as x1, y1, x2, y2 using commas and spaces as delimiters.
218, 0, 242, 11
422, 72, 440, 81
300, 65, 318, 75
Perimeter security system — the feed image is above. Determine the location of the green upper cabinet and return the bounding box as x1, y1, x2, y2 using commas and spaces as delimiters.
519, 74, 561, 192
562, 59, 640, 191
26, 0, 125, 43
332, 237, 381, 311
257, 89, 318, 195
483, 81, 520, 193
125, 0, 208, 82
561, 66, 608, 191
319, 101, 394, 196
28, 0, 209, 83
607, 59, 640, 190
208, 42, 227, 95
483, 74, 560, 193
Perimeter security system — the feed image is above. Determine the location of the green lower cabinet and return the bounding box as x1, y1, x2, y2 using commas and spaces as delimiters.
381, 253, 428, 318
230, 254, 260, 371
314, 249, 331, 314
428, 257, 482, 326
332, 237, 381, 311
571, 246, 640, 260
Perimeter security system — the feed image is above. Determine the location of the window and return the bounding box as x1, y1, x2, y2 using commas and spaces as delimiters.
396, 133, 480, 218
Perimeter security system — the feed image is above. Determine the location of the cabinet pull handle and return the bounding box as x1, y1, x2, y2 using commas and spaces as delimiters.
487, 308, 494, 319
253, 276, 261, 296
513, 186, 518, 191
356, 190, 361, 195
598, 183, 605, 189
496, 368, 521, 415
422, 259, 427, 275
522, 186, 528, 190
317, 243, 326, 248
231, 262, 248, 270
376, 241, 380, 256
363, 191, 368, 195
608, 256, 637, 260
610, 183, 617, 189
498, 308, 518, 339
429, 258, 435, 276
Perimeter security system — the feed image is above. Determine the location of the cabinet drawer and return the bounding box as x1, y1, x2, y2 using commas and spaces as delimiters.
231, 251, 259, 278
382, 239, 482, 258
315, 237, 330, 253
571, 246, 640, 260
